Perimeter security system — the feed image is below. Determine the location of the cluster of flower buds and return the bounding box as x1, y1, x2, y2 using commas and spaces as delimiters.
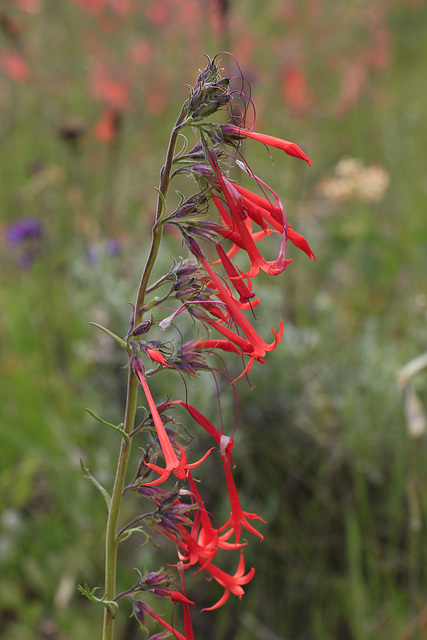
122, 55, 315, 639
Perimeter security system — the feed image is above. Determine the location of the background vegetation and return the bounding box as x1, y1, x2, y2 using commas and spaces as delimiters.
1, 1, 427, 638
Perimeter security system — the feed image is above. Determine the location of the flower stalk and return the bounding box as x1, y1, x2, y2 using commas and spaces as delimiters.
102, 103, 189, 640
81, 54, 314, 640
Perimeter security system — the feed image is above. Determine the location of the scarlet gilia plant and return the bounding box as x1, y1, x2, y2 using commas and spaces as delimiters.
79, 54, 315, 640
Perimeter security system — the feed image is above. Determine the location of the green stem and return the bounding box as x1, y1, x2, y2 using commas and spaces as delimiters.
134, 102, 188, 326
102, 368, 138, 640
102, 100, 189, 640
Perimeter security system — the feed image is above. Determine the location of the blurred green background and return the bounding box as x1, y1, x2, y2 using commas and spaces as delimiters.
1, 1, 427, 638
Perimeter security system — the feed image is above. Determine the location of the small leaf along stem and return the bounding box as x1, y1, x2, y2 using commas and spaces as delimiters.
101, 102, 188, 640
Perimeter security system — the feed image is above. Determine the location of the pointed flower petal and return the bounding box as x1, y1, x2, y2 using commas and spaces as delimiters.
222, 124, 314, 165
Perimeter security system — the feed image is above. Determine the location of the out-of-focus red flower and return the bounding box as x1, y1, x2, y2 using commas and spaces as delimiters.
72, 0, 108, 16
334, 59, 367, 117
90, 63, 129, 109
94, 107, 121, 141
0, 50, 29, 82
145, 83, 166, 116
129, 40, 153, 66
281, 66, 312, 117
13, 0, 39, 13
0, 13, 22, 38
109, 0, 132, 18
146, 1, 168, 25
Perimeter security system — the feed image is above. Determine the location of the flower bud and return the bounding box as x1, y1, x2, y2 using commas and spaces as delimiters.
183, 225, 218, 244
182, 231, 205, 261
189, 164, 212, 177
174, 192, 208, 218
192, 99, 223, 120
173, 261, 199, 278
132, 320, 152, 336
137, 485, 166, 500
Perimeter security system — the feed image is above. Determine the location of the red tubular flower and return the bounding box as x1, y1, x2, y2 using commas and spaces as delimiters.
94, 107, 121, 142
200, 552, 255, 612
215, 243, 259, 305
177, 562, 194, 640
233, 184, 316, 260
152, 588, 194, 605
132, 357, 213, 485
214, 183, 315, 263
209, 154, 291, 277
194, 338, 242, 356
183, 473, 245, 555
222, 124, 314, 165
145, 347, 170, 367
131, 599, 188, 640
218, 454, 266, 543
212, 195, 279, 270
201, 257, 284, 360
164, 400, 235, 463
173, 501, 244, 572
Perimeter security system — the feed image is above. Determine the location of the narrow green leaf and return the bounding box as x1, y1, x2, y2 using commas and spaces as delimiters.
80, 460, 111, 510
88, 322, 128, 351
85, 408, 129, 442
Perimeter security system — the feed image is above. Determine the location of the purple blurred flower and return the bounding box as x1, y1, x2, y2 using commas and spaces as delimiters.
5, 217, 43, 269
107, 237, 120, 256
6, 218, 42, 245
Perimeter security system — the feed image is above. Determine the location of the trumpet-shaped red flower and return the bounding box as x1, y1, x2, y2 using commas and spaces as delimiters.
144, 347, 170, 367
222, 124, 314, 165
177, 562, 194, 640
201, 552, 255, 612
216, 243, 257, 304
218, 449, 266, 543
213, 195, 287, 266
163, 400, 235, 463
233, 184, 316, 260
201, 256, 284, 360
160, 476, 244, 579
94, 107, 121, 142
131, 599, 188, 640
209, 153, 291, 277
132, 357, 212, 485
